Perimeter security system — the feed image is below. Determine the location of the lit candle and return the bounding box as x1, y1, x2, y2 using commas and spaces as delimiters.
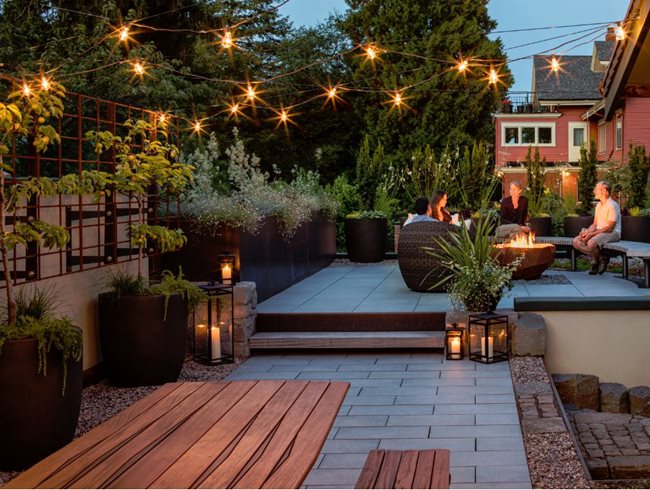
222, 264, 232, 284
481, 337, 494, 358
211, 326, 221, 361
450, 337, 461, 354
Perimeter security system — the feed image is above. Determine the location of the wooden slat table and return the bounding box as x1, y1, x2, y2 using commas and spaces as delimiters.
7, 380, 349, 489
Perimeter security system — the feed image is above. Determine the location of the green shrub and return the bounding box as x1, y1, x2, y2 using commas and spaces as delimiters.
627, 144, 650, 209
525, 147, 546, 217
578, 141, 598, 215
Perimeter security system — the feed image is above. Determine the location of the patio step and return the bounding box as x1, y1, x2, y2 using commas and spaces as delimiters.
256, 312, 446, 332
249, 331, 445, 350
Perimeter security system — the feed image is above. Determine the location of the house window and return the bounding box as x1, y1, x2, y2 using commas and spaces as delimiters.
598, 121, 606, 153
616, 115, 622, 149
502, 123, 555, 146
573, 127, 585, 147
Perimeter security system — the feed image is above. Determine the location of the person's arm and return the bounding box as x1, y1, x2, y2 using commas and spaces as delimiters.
500, 199, 513, 225
519, 197, 529, 226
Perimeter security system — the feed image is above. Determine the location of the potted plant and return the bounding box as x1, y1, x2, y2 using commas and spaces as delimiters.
525, 147, 552, 236
87, 119, 201, 386
0, 80, 91, 470
621, 145, 650, 243
562, 194, 593, 237
424, 218, 519, 312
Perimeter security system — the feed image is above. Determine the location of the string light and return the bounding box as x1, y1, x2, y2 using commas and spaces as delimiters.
364, 44, 380, 61
246, 84, 256, 101
119, 26, 130, 43
393, 92, 402, 106
615, 23, 625, 41
133, 61, 146, 77
327, 87, 337, 99
273, 107, 296, 128
550, 55, 561, 73
488, 66, 500, 85
221, 29, 235, 50
40, 76, 50, 91
22, 83, 31, 97
192, 120, 203, 134
158, 113, 167, 125
457, 59, 469, 73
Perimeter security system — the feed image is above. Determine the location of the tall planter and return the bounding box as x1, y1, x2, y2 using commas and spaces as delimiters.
345, 217, 387, 263
98, 293, 187, 387
564, 216, 593, 238
622, 216, 650, 243
528, 216, 552, 237
0, 336, 82, 471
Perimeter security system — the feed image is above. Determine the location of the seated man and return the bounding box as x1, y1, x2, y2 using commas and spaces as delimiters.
403, 196, 437, 226
496, 181, 531, 238
571, 180, 621, 275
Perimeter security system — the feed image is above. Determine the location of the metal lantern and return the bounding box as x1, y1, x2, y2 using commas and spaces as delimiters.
445, 323, 465, 361
217, 253, 236, 285
468, 312, 509, 364
193, 282, 235, 365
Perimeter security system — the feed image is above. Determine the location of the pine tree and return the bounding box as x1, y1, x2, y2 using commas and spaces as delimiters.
578, 141, 598, 215
526, 147, 546, 217
626, 144, 650, 209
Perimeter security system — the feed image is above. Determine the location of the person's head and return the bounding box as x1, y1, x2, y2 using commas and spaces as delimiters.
509, 181, 523, 199
414, 196, 429, 215
594, 180, 612, 200
430, 190, 448, 210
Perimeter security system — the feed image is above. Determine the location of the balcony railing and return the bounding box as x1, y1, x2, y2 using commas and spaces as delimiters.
498, 94, 557, 114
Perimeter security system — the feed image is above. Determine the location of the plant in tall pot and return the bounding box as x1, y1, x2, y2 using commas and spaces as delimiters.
566, 140, 599, 236
0, 80, 95, 470
87, 119, 202, 387
525, 146, 552, 236
621, 144, 650, 243
345, 137, 389, 262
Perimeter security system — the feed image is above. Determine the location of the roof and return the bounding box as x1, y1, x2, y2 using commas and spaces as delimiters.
594, 41, 615, 63
533, 55, 603, 101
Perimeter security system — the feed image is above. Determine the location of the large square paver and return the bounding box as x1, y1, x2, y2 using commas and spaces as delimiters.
228, 353, 531, 488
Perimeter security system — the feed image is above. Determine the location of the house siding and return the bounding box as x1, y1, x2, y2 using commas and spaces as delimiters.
623, 97, 650, 162
495, 107, 593, 167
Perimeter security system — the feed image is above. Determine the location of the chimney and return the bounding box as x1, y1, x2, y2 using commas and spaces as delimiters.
606, 26, 616, 42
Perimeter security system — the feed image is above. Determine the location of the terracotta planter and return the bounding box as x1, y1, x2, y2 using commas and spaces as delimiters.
345, 217, 387, 263
528, 217, 552, 237
622, 216, 650, 243
99, 293, 187, 386
564, 216, 593, 238
0, 336, 82, 471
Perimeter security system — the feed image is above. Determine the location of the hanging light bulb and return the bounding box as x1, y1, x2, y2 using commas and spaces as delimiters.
221, 29, 234, 49
40, 76, 50, 91
22, 83, 32, 97
119, 26, 130, 43
550, 56, 561, 73
133, 61, 145, 76
488, 67, 499, 85
457, 59, 468, 73
615, 23, 625, 41
365, 44, 380, 61
230, 103, 240, 115
192, 120, 203, 133
393, 92, 402, 106
158, 113, 167, 125
280, 110, 288, 122
328, 87, 337, 99
246, 84, 256, 101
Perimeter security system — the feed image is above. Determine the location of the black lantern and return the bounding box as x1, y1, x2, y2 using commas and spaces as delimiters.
217, 253, 236, 285
468, 312, 509, 364
193, 282, 235, 365
445, 323, 465, 360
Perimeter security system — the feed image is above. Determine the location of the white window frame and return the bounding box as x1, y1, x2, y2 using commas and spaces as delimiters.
616, 115, 622, 150
501, 122, 556, 147
598, 120, 607, 153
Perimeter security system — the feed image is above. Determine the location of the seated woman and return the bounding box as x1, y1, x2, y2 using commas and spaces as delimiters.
429, 190, 452, 223
496, 181, 530, 238
403, 196, 436, 226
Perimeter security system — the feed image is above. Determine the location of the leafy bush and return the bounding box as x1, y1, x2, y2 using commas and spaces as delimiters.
626, 144, 650, 209
578, 141, 598, 215
355, 136, 387, 211
525, 147, 547, 217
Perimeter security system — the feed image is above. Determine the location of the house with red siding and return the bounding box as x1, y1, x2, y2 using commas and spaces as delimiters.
495, 0, 650, 200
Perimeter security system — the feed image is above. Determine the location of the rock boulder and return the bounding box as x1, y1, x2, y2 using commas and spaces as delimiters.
599, 383, 630, 414
629, 386, 650, 417
512, 313, 546, 356
553, 373, 599, 410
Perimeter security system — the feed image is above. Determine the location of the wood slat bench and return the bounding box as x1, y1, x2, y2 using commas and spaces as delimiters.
355, 449, 450, 489
6, 380, 348, 489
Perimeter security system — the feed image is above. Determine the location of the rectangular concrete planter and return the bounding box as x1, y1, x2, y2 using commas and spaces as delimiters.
162, 215, 336, 302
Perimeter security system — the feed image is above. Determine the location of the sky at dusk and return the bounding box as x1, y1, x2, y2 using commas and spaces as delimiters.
278, 0, 630, 94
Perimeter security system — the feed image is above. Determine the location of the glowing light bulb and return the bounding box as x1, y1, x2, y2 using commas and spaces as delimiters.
22, 83, 31, 97
615, 24, 625, 41
280, 110, 288, 122
328, 87, 337, 99
221, 29, 234, 49
488, 67, 499, 85
457, 59, 468, 73
40, 76, 50, 91
550, 56, 560, 73
365, 45, 378, 60
193, 120, 202, 133
393, 92, 402, 106
119, 26, 129, 42
230, 103, 240, 114
246, 85, 256, 101
158, 113, 167, 125
133, 61, 145, 76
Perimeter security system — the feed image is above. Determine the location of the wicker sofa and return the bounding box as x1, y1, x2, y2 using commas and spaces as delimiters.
397, 220, 462, 292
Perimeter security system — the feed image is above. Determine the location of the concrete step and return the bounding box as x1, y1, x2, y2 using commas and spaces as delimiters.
256, 312, 446, 332
249, 331, 445, 350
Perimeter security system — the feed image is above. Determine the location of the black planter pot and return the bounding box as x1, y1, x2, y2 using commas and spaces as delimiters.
345, 217, 387, 263
99, 293, 188, 386
622, 216, 650, 243
564, 216, 593, 238
528, 217, 552, 237
0, 336, 82, 471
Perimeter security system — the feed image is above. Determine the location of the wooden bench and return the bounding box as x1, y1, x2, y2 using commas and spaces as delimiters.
355, 449, 450, 489
6, 380, 348, 489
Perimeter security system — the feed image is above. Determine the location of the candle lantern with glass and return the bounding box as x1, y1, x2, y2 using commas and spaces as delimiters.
468, 312, 508, 364
445, 323, 465, 361
217, 253, 237, 285
193, 282, 235, 365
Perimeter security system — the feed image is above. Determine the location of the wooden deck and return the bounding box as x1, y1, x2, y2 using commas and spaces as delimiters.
355, 449, 450, 489
7, 380, 349, 489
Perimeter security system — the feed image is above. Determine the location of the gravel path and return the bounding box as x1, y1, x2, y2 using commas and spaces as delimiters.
0, 358, 240, 486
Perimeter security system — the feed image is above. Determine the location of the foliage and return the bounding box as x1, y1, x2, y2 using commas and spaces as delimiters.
105, 270, 148, 297
400, 145, 457, 206
628, 207, 641, 217
0, 286, 82, 395
373, 184, 400, 221
355, 136, 387, 211
542, 190, 567, 236
456, 142, 497, 211
626, 144, 650, 210
422, 217, 518, 311
326, 174, 363, 249
562, 195, 578, 216
341, 0, 510, 166
577, 140, 598, 215
181, 130, 337, 238
525, 147, 546, 217
639, 208, 650, 218
346, 210, 388, 219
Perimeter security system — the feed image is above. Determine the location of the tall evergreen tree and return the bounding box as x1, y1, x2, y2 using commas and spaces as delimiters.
340, 0, 511, 165
578, 141, 598, 215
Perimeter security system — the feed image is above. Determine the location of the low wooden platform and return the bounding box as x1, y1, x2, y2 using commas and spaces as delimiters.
7, 380, 349, 489
355, 449, 450, 489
